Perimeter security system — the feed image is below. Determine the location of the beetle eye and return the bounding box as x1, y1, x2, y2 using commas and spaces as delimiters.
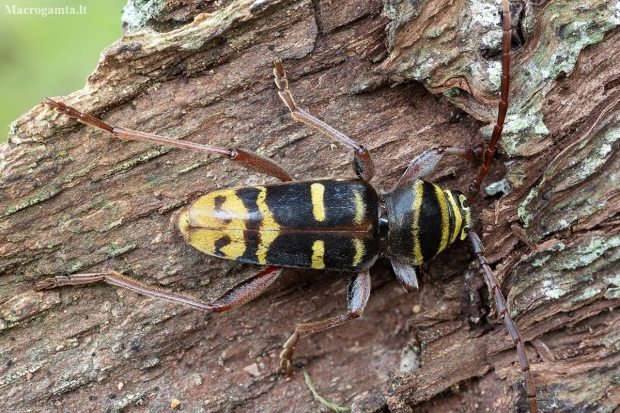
458, 194, 469, 209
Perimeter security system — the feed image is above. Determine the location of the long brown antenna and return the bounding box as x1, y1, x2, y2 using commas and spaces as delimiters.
468, 231, 538, 412
468, 0, 512, 203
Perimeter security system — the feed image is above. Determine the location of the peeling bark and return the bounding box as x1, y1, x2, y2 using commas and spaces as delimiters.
1, 0, 619, 412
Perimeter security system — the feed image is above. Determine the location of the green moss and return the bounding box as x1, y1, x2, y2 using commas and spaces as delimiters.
199, 94, 221, 106
383, 0, 418, 27
101, 242, 137, 258
424, 27, 443, 39
562, 235, 620, 270
540, 280, 566, 300
88, 197, 107, 210
506, 164, 526, 189
575, 127, 620, 182
9, 120, 18, 136
486, 61, 501, 90
177, 160, 208, 175
517, 188, 538, 227
52, 376, 89, 396
604, 274, 620, 288
346, 75, 385, 95
578, 286, 601, 301
0, 361, 44, 386
443, 88, 461, 98
502, 107, 549, 157
532, 255, 550, 267
410, 48, 435, 81
93, 146, 170, 183
502, 1, 620, 154
2, 187, 62, 218
68, 219, 82, 233
468, 0, 502, 52
159, 198, 186, 214
121, 0, 165, 32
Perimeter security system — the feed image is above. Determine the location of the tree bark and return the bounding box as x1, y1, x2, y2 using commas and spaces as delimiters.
1, 0, 619, 412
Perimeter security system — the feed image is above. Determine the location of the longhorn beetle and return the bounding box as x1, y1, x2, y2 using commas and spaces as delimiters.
36, 0, 538, 410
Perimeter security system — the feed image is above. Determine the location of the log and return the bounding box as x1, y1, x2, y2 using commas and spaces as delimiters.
1, 0, 618, 411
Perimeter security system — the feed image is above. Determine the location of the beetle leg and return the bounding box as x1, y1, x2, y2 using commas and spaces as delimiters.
390, 257, 418, 292
43, 98, 293, 182
273, 59, 375, 181
279, 269, 371, 376
468, 231, 539, 413
34, 266, 282, 313
392, 145, 481, 191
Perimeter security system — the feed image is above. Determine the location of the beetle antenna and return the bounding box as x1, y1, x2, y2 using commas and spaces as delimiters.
468, 0, 512, 203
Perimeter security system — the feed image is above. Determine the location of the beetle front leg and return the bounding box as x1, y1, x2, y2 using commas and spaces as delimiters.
393, 145, 481, 191
35, 266, 282, 313
273, 59, 375, 181
279, 270, 371, 376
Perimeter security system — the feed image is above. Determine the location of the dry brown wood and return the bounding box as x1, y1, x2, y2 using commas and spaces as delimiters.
1, 0, 619, 412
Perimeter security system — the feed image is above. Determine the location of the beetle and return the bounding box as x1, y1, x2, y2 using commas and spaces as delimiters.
35, 0, 538, 410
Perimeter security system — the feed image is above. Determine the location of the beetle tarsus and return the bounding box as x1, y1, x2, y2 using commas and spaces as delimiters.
34, 277, 61, 290
279, 335, 299, 377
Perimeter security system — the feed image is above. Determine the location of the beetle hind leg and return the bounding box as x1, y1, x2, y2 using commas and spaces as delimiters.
279, 269, 371, 376
43, 98, 293, 182
35, 266, 282, 313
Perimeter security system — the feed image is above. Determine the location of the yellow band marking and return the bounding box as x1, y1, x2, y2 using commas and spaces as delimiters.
353, 190, 365, 225
189, 230, 247, 259
178, 210, 191, 238
458, 194, 472, 240
444, 190, 462, 244
411, 181, 424, 265
311, 240, 325, 269
185, 189, 248, 260
255, 186, 280, 264
352, 238, 365, 267
434, 185, 450, 255
310, 183, 326, 222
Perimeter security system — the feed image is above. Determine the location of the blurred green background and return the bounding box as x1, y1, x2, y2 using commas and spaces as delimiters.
0, 0, 127, 143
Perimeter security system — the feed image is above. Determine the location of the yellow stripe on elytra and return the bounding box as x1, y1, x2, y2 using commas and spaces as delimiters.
186, 189, 248, 260
255, 186, 280, 264
352, 238, 365, 267
444, 190, 462, 244
353, 190, 365, 225
310, 183, 326, 222
458, 194, 472, 240
178, 210, 191, 238
411, 181, 424, 265
311, 239, 325, 269
434, 185, 450, 254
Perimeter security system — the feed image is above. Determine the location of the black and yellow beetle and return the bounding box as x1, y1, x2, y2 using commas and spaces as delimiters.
35, 0, 538, 410
178, 179, 471, 273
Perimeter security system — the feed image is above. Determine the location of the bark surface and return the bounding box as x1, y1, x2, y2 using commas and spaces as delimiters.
1, 0, 619, 412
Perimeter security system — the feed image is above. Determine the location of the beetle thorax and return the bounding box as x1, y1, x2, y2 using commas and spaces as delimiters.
383, 179, 471, 266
